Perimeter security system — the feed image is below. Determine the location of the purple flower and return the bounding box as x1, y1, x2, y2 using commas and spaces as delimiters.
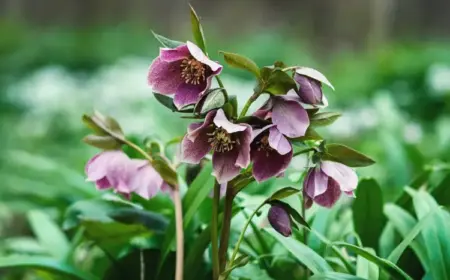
251, 125, 293, 182
181, 109, 252, 183
303, 161, 358, 208
268, 204, 292, 237
85, 151, 167, 199
294, 73, 325, 106
148, 41, 222, 109
253, 93, 309, 138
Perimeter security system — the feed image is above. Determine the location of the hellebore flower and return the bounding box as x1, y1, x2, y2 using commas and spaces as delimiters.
148, 41, 222, 109
181, 109, 252, 183
253, 93, 309, 138
294, 73, 325, 106
251, 125, 293, 182
85, 151, 167, 199
303, 161, 358, 208
268, 204, 292, 237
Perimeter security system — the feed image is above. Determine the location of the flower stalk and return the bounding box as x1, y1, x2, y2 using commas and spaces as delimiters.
238, 90, 261, 118
218, 187, 235, 272
211, 181, 221, 279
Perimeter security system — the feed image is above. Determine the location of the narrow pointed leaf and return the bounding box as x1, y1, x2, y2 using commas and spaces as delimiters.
153, 93, 178, 112
220, 51, 260, 77
189, 4, 207, 52
323, 143, 375, 167
109, 208, 169, 233
151, 30, 184, 48
83, 135, 122, 150
194, 88, 226, 114
310, 272, 365, 280
311, 112, 341, 127
267, 187, 300, 201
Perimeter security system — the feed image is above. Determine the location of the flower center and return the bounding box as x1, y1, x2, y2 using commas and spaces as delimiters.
208, 127, 239, 153
180, 57, 206, 85
257, 135, 273, 156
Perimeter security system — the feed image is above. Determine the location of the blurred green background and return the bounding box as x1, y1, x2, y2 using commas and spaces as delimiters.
1, 0, 450, 278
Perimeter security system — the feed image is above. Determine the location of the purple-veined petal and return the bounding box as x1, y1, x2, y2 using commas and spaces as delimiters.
251, 146, 292, 182
105, 152, 138, 193
129, 162, 163, 199
213, 109, 247, 133
271, 98, 309, 138
85, 152, 110, 182
181, 134, 212, 164
251, 124, 274, 142
173, 82, 205, 109
148, 58, 184, 94
235, 125, 252, 168
253, 99, 274, 119
186, 110, 216, 142
95, 177, 112, 190
268, 204, 292, 237
321, 161, 358, 192
303, 167, 329, 198
187, 41, 222, 72
313, 178, 342, 208
303, 187, 313, 209
294, 73, 323, 105
268, 127, 292, 155
280, 89, 303, 102
212, 149, 241, 184
160, 45, 190, 62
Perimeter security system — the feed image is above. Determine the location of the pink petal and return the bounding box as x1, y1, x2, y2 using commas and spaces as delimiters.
268, 127, 292, 155
253, 99, 274, 120
251, 124, 274, 142
213, 109, 247, 133
272, 98, 309, 138
104, 152, 137, 192
85, 153, 109, 182
147, 58, 184, 94
208, 182, 227, 198
187, 41, 222, 72
304, 167, 329, 198
321, 161, 358, 193
160, 45, 190, 62
251, 147, 293, 182
181, 134, 212, 164
235, 125, 252, 168
212, 150, 241, 184
129, 163, 163, 199
186, 110, 216, 142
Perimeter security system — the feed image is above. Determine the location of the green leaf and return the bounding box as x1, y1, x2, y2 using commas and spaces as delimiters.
189, 4, 207, 52
27, 210, 70, 260
153, 93, 177, 112
260, 67, 296, 95
411, 190, 450, 280
109, 208, 169, 233
0, 256, 98, 280
379, 223, 398, 259
82, 111, 125, 141
267, 187, 300, 201
383, 204, 429, 270
295, 67, 335, 90
323, 143, 375, 167
151, 30, 184, 49
83, 134, 122, 150
152, 154, 178, 188
158, 163, 215, 272
291, 127, 323, 143
311, 112, 342, 127
387, 209, 435, 264
356, 248, 380, 280
195, 88, 226, 114
221, 255, 250, 275
352, 178, 385, 251
395, 169, 431, 208
310, 272, 365, 280
220, 51, 260, 77
222, 95, 238, 118
431, 173, 450, 206
265, 228, 333, 274
334, 242, 413, 280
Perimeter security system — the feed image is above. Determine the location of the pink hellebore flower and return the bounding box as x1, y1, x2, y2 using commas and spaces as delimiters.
294, 73, 325, 106
85, 151, 166, 199
250, 125, 293, 182
147, 41, 223, 109
181, 109, 252, 184
253, 92, 309, 138
303, 161, 358, 208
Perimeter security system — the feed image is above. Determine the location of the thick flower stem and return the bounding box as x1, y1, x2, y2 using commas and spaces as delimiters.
238, 91, 261, 118
211, 181, 221, 279
219, 189, 234, 272
173, 189, 184, 280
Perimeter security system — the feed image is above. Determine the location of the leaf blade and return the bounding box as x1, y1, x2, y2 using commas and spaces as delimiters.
220, 51, 260, 77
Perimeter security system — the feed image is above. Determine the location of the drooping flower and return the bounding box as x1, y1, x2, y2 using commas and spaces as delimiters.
85, 151, 167, 199
294, 73, 325, 106
181, 109, 252, 183
303, 161, 358, 208
253, 93, 309, 138
148, 41, 223, 109
251, 125, 293, 182
268, 203, 292, 237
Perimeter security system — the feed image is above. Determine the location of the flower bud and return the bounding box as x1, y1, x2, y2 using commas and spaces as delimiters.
268, 204, 292, 237
294, 73, 323, 106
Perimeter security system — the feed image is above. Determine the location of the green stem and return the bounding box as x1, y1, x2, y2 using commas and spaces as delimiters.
243, 211, 271, 270
215, 76, 229, 102
123, 139, 154, 164
228, 203, 265, 269
293, 148, 315, 157
219, 189, 234, 272
173, 189, 184, 280
301, 196, 310, 278
238, 91, 261, 118
65, 227, 85, 264
212, 181, 221, 279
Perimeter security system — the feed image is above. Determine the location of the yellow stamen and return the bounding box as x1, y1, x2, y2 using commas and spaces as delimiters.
180, 57, 206, 85
207, 127, 238, 153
